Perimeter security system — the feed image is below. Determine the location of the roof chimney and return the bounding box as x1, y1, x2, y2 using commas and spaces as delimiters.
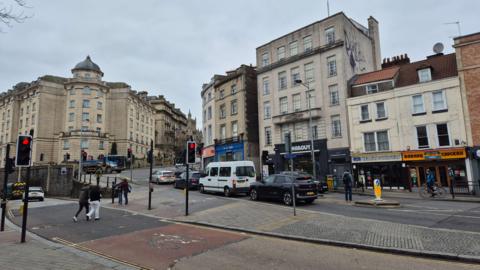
381, 54, 410, 69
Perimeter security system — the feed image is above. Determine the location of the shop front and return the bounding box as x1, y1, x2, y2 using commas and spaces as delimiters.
328, 148, 351, 185
215, 142, 244, 162
351, 151, 406, 189
273, 139, 328, 180
201, 145, 215, 169
402, 148, 471, 193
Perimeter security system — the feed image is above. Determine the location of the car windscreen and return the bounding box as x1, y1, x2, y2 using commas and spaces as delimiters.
30, 187, 43, 191
191, 173, 202, 178
235, 166, 255, 177
162, 171, 174, 177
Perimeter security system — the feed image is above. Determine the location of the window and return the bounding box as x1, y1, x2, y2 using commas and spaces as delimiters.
68, 113, 74, 122
82, 87, 91, 95
69, 100, 75, 108
291, 67, 300, 86
31, 115, 35, 125
303, 35, 312, 51
210, 167, 219, 177
263, 101, 271, 119
220, 125, 226, 139
208, 92, 212, 100
437, 123, 450, 146
25, 118, 29, 126
312, 125, 318, 139
364, 132, 376, 152
82, 112, 89, 122
262, 52, 269, 67
292, 94, 301, 111
290, 41, 298, 56
377, 131, 389, 151
304, 62, 314, 83
376, 102, 386, 119
26, 105, 29, 114
231, 100, 238, 115
281, 125, 290, 143
331, 115, 342, 138
329, 85, 339, 106
278, 71, 287, 90
231, 84, 237, 94
97, 114, 102, 123
19, 120, 23, 128
262, 78, 270, 95
279, 97, 288, 114
219, 104, 226, 119
208, 125, 212, 144
366, 84, 378, 94
69, 89, 76, 95
80, 139, 88, 149
81, 126, 88, 131
360, 105, 370, 121
327, 56, 337, 77
416, 126, 429, 148
294, 124, 303, 141
432, 90, 447, 111
208, 106, 212, 120
220, 90, 225, 98
82, 99, 90, 108
265, 127, 272, 145
32, 103, 36, 111
129, 118, 133, 127
99, 141, 105, 150
325, 27, 335, 44
412, 95, 425, 114
418, 68, 432, 82
364, 131, 389, 151
277, 46, 285, 60
307, 90, 315, 108
220, 167, 231, 177
97, 101, 103, 110
231, 121, 238, 137
63, 140, 70, 150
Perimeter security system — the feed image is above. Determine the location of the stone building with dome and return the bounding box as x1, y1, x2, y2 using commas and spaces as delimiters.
0, 56, 156, 167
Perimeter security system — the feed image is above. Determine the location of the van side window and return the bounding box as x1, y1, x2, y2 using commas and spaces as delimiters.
219, 167, 231, 177
236, 166, 255, 177
210, 167, 219, 176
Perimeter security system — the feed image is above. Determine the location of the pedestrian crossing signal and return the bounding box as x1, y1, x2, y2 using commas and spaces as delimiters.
16, 135, 32, 167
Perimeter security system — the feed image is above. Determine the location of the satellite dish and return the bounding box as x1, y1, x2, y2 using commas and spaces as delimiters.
433, 42, 444, 54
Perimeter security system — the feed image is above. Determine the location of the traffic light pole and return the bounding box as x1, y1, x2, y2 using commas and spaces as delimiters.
148, 140, 153, 210
21, 166, 30, 243
185, 163, 189, 216
1, 144, 10, 231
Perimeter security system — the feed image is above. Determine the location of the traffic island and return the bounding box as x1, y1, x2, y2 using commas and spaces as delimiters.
354, 199, 401, 208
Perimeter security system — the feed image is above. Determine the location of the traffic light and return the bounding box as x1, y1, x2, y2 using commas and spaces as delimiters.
16, 135, 33, 167
127, 148, 132, 158
186, 141, 196, 164
261, 150, 269, 164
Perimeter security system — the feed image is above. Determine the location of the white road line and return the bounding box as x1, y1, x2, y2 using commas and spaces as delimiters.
388, 209, 480, 219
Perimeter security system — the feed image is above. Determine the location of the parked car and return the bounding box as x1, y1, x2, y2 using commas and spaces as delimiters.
249, 173, 318, 205
199, 161, 256, 197
280, 171, 327, 194
153, 170, 176, 184
174, 171, 202, 190
24, 186, 45, 201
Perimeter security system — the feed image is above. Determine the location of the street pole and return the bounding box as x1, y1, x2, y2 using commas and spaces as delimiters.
1, 144, 10, 231
130, 156, 133, 183
21, 166, 30, 243
185, 163, 189, 216
148, 140, 153, 210
307, 89, 316, 181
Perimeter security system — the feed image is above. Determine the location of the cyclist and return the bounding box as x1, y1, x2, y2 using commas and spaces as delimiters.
426, 169, 436, 197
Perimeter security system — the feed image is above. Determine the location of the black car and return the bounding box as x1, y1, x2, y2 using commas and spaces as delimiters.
249, 173, 318, 205
280, 171, 327, 193
174, 171, 202, 190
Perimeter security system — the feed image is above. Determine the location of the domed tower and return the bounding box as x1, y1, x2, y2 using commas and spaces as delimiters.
71, 55, 104, 81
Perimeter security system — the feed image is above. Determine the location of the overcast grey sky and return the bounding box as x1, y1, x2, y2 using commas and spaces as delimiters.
1, 0, 479, 128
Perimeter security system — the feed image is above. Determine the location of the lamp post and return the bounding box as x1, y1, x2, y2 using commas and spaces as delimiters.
295, 79, 317, 181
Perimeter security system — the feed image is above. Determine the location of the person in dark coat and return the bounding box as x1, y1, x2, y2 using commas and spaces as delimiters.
73, 186, 90, 222
114, 179, 131, 205
86, 186, 101, 221
343, 170, 353, 202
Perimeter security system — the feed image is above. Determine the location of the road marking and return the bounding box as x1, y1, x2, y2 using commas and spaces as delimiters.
388, 209, 480, 219
53, 237, 153, 270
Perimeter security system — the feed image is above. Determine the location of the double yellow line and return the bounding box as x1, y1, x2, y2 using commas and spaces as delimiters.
52, 237, 153, 270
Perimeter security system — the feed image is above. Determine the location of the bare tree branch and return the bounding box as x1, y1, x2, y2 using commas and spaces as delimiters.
0, 0, 32, 31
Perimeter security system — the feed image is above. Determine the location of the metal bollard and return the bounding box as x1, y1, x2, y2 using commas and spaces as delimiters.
107, 176, 110, 188
89, 174, 92, 184
112, 178, 117, 204
83, 174, 86, 183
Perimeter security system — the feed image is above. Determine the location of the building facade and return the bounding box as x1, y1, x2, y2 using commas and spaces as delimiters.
347, 53, 473, 192
0, 56, 155, 167
256, 12, 380, 180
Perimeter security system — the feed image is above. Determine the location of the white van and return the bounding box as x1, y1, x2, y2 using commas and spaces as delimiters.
199, 161, 256, 196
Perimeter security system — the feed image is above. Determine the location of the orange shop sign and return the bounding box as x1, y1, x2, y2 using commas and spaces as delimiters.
202, 146, 215, 158
402, 148, 466, 161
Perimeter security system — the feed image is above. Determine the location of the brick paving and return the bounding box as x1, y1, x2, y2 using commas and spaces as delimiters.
176, 200, 480, 260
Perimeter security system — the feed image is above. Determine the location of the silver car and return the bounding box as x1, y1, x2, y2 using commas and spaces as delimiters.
153, 170, 176, 184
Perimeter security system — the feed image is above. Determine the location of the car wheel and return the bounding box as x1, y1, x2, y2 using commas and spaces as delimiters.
224, 187, 231, 197
305, 198, 315, 204
39, 198, 44, 202
250, 189, 259, 201
283, 192, 293, 206
200, 185, 205, 194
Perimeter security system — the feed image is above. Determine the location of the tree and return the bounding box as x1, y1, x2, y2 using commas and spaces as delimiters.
1, 0, 31, 31
110, 142, 118, 155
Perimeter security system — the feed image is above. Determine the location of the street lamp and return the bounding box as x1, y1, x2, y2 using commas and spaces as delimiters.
295, 79, 317, 181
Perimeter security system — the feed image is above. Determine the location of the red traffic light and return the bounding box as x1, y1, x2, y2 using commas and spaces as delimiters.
22, 138, 31, 145
189, 143, 195, 149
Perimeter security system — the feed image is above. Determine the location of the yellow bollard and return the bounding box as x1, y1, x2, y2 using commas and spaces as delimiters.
19, 204, 24, 215
374, 179, 382, 201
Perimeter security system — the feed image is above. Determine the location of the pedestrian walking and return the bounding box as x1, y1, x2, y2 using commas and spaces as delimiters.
343, 170, 353, 202
114, 178, 131, 205
73, 186, 90, 222
426, 169, 436, 197
86, 186, 102, 221
95, 167, 102, 186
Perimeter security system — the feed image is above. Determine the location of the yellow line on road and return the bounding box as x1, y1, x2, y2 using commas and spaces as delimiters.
52, 237, 153, 270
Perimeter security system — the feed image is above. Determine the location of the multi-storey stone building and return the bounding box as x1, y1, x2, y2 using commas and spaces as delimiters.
201, 65, 259, 169
347, 53, 473, 192
0, 56, 155, 167
256, 12, 380, 180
